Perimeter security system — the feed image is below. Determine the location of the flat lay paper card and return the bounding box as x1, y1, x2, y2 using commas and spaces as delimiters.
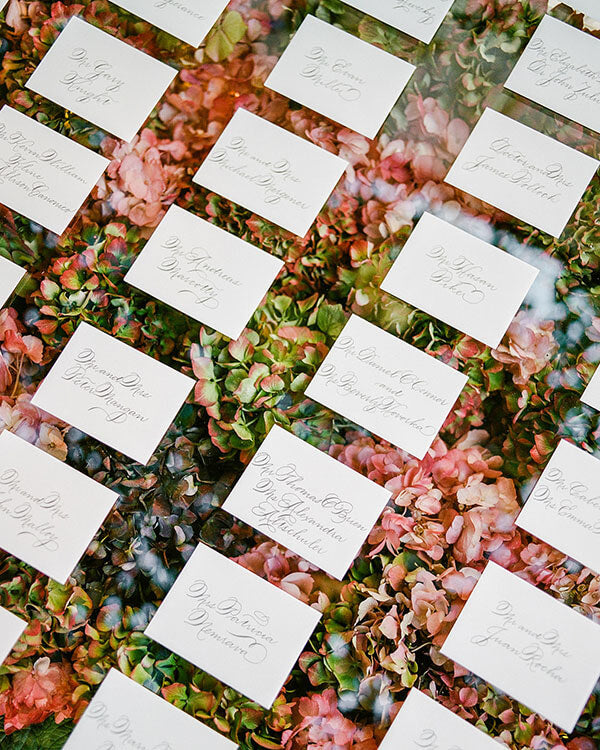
222, 425, 391, 579
144, 542, 321, 708
26, 17, 177, 142
441, 561, 600, 733
343, 0, 455, 44
0, 106, 109, 236
0, 1, 9, 12
0, 608, 26, 666
0, 256, 26, 308
124, 205, 284, 340
62, 668, 237, 750
505, 15, 600, 134
305, 314, 467, 460
517, 440, 600, 574
264, 15, 415, 139
31, 322, 194, 465
112, 0, 229, 48
570, 0, 600, 18
581, 364, 600, 410
445, 108, 599, 238
0, 431, 117, 584
193, 108, 348, 237
380, 212, 539, 348
379, 689, 500, 750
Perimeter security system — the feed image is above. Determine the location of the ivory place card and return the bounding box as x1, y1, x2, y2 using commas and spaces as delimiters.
379, 689, 500, 750
517, 440, 600, 574
112, 0, 229, 48
380, 212, 539, 348
0, 256, 26, 308
264, 15, 415, 139
441, 561, 600, 733
62, 668, 237, 750
31, 322, 194, 465
305, 314, 467, 460
193, 108, 347, 237
0, 431, 117, 584
505, 15, 600, 134
124, 205, 284, 340
26, 17, 177, 142
582, 364, 600, 410
0, 607, 26, 666
445, 108, 599, 238
343, 0, 455, 44
222, 425, 391, 579
0, 106, 109, 236
145, 542, 321, 708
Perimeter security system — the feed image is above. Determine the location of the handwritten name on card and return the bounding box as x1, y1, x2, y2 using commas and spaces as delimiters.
517, 440, 600, 574
265, 15, 415, 139
0, 256, 26, 308
380, 212, 539, 348
222, 425, 391, 579
26, 17, 177, 142
63, 668, 237, 750
0, 106, 109, 236
305, 315, 467, 460
379, 689, 500, 750
193, 108, 348, 237
145, 543, 321, 708
0, 431, 117, 584
112, 0, 229, 48
0, 607, 26, 666
505, 15, 600, 134
124, 205, 284, 340
441, 562, 600, 732
445, 108, 599, 238
343, 0, 455, 44
31, 322, 194, 465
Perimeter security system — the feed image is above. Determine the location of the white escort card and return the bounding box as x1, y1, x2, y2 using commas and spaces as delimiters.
505, 15, 600, 134
222, 425, 391, 579
0, 607, 26, 666
343, 0, 455, 44
113, 0, 230, 48
0, 431, 117, 584
305, 314, 467, 460
193, 108, 348, 237
517, 440, 600, 574
264, 15, 415, 139
124, 205, 284, 340
31, 322, 194, 465
569, 0, 600, 19
582, 364, 600, 410
380, 212, 539, 348
0, 106, 109, 236
144, 542, 321, 708
26, 17, 177, 142
0, 256, 26, 308
62, 668, 237, 750
441, 561, 600, 733
445, 108, 599, 238
379, 689, 500, 750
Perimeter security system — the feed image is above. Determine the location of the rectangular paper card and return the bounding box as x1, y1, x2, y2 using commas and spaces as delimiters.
569, 0, 600, 18
145, 542, 321, 708
193, 108, 347, 237
445, 108, 599, 238
31, 322, 194, 465
264, 15, 415, 139
505, 15, 600, 134
379, 689, 500, 750
112, 0, 229, 48
0, 431, 117, 584
124, 205, 284, 340
305, 314, 467, 460
62, 668, 237, 750
441, 561, 600, 732
26, 17, 177, 142
0, 256, 26, 308
380, 212, 539, 348
222, 425, 391, 579
0, 607, 26, 666
0, 106, 109, 236
582, 364, 600, 410
343, 0, 455, 44
517, 440, 600, 574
